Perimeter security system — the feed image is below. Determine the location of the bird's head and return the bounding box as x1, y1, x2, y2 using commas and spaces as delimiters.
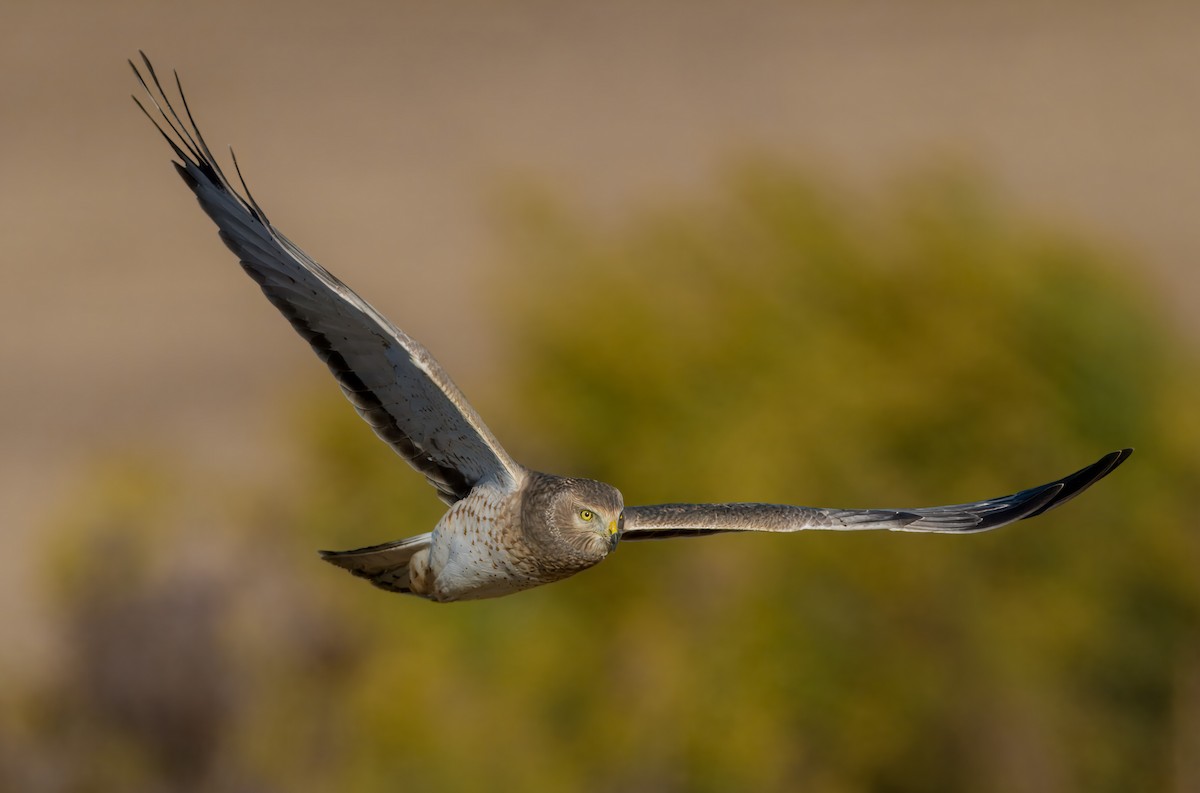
530, 475, 625, 563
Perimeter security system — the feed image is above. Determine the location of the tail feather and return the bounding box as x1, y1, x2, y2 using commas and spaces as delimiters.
319, 533, 433, 597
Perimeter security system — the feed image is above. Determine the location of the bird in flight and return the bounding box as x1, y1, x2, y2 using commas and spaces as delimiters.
131, 53, 1131, 602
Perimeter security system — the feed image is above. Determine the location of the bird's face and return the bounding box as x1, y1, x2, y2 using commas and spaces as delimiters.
555, 478, 625, 561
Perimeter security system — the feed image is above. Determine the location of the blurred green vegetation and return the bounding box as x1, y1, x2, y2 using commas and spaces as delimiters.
8, 162, 1199, 792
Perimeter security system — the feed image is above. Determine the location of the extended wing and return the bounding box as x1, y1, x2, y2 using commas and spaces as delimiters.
132, 53, 524, 504
622, 449, 1131, 540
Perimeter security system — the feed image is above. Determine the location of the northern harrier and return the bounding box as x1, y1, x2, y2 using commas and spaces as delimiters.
132, 54, 1131, 602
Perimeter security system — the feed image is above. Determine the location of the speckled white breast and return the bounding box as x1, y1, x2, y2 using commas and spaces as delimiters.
424, 484, 534, 601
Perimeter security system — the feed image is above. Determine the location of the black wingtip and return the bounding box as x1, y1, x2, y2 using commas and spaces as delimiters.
968, 482, 1065, 531
1023, 448, 1133, 519
229, 146, 270, 224
132, 51, 272, 230
172, 160, 198, 189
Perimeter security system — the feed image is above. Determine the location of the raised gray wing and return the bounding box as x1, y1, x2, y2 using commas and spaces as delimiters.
132, 53, 524, 505
622, 449, 1131, 541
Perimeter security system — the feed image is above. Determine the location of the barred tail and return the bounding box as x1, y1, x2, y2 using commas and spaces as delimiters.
320, 533, 433, 597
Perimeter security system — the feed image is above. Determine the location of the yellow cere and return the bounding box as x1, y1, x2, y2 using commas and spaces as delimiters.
607, 520, 618, 536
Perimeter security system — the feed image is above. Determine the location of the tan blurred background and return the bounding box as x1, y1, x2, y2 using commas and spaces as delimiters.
4, 0, 1199, 675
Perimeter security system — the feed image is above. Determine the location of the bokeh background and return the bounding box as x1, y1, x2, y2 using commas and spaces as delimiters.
5, 1, 1200, 790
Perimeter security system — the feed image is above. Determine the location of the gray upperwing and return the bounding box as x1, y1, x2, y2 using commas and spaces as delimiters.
620, 502, 929, 541
132, 54, 525, 504
622, 449, 1131, 541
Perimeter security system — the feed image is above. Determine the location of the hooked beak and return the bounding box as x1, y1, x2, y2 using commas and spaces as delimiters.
607, 517, 622, 551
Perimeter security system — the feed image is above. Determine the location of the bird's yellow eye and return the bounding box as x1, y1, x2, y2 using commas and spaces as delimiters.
579, 509, 595, 522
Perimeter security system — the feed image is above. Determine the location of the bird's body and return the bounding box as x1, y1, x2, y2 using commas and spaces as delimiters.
425, 483, 531, 601
132, 53, 1131, 603
366, 474, 623, 602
